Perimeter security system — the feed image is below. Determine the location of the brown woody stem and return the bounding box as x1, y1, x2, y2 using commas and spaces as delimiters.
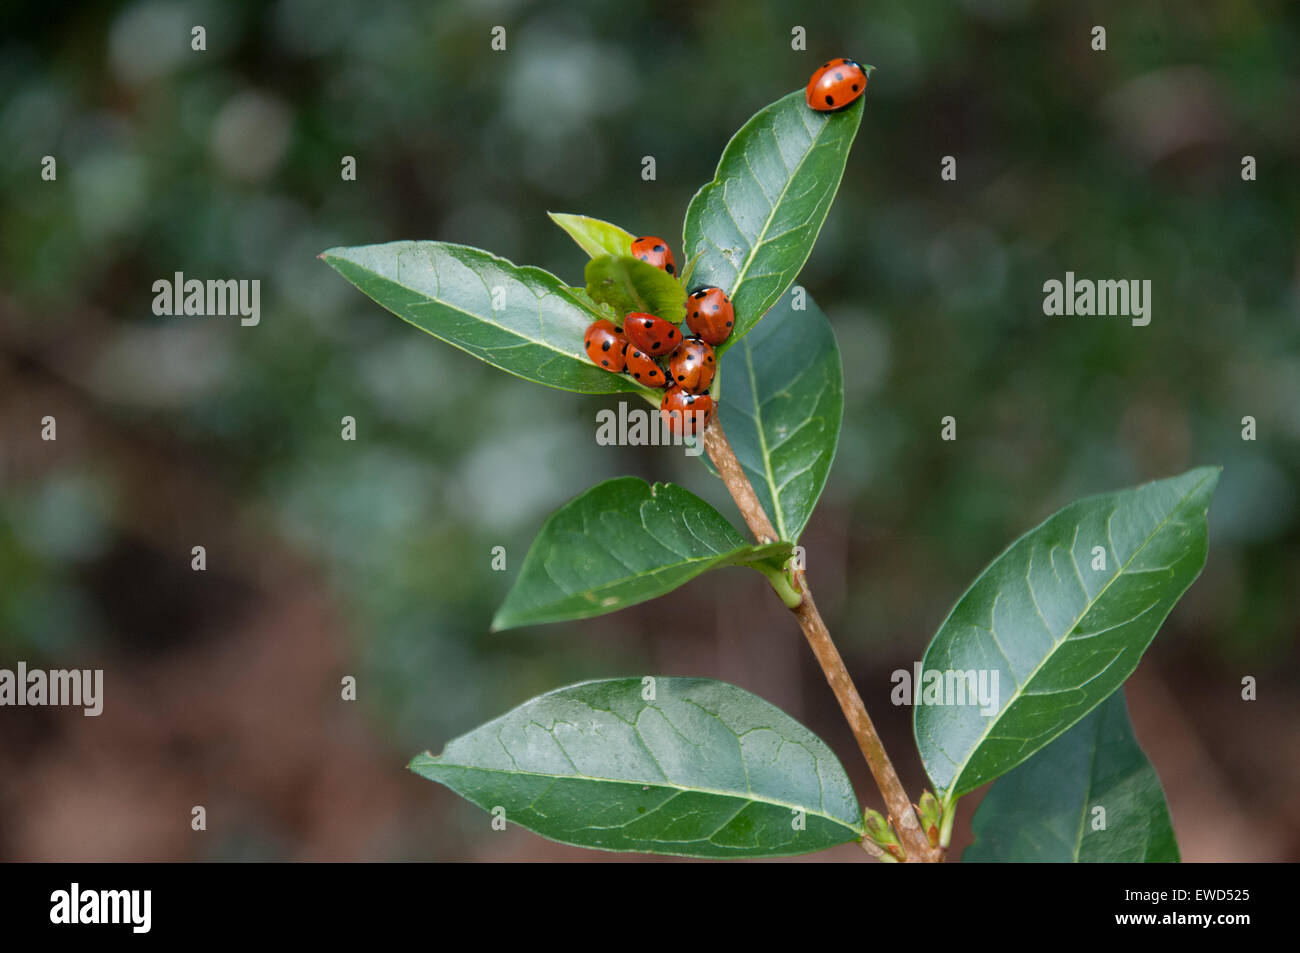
702, 420, 939, 862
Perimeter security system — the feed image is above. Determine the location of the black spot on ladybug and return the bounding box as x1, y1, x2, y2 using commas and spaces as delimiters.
653, 244, 664, 252
633, 372, 641, 378
692, 310, 700, 318
852, 84, 859, 91
643, 319, 653, 327
825, 95, 834, 106
601, 360, 609, 367
651, 342, 660, 350
711, 304, 719, 312
725, 320, 732, 327
666, 264, 675, 275
601, 340, 611, 351
677, 375, 685, 381
707, 355, 714, 362
638, 254, 648, 261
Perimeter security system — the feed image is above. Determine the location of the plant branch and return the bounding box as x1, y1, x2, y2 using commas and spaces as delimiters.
702, 419, 780, 543
703, 420, 939, 862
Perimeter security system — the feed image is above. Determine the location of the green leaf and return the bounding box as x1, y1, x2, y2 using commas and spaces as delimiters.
321, 241, 645, 395
964, 691, 1179, 862
682, 89, 864, 352
492, 477, 790, 630
409, 677, 864, 858
548, 211, 636, 260
717, 287, 842, 541
914, 467, 1221, 800
584, 254, 687, 323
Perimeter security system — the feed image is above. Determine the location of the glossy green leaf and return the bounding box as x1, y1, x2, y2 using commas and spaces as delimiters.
915, 467, 1220, 800
548, 211, 636, 260
321, 241, 643, 395
964, 691, 1179, 862
682, 89, 864, 352
584, 254, 687, 324
717, 287, 842, 541
409, 677, 864, 857
492, 478, 790, 630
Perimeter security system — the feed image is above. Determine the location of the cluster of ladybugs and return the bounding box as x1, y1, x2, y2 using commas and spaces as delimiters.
580, 58, 868, 436
583, 236, 733, 436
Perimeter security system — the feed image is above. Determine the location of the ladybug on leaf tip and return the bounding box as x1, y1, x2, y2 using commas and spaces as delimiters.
805, 57, 869, 112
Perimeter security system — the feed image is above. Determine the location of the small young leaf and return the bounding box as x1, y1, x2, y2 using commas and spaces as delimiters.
584, 254, 687, 323
491, 477, 790, 630
410, 677, 864, 858
914, 467, 1220, 800
548, 211, 637, 260
717, 287, 842, 541
964, 691, 1179, 862
321, 241, 642, 394
683, 90, 864, 352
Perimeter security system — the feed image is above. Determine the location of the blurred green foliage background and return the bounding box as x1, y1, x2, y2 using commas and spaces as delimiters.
1, 0, 1296, 861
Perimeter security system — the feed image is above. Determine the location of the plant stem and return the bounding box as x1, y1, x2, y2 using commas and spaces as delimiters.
703, 420, 939, 862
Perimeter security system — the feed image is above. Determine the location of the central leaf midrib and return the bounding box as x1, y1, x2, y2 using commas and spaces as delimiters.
942, 471, 1214, 797
726, 108, 826, 306
521, 541, 785, 617
1071, 714, 1102, 861
612, 266, 653, 314
418, 759, 863, 834
538, 546, 753, 603
330, 250, 605, 368
741, 338, 789, 540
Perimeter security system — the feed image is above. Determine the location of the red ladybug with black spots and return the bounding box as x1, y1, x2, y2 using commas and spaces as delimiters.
624, 312, 681, 356
661, 385, 715, 435
685, 287, 735, 346
668, 337, 716, 393
631, 236, 676, 276
583, 319, 627, 372
625, 344, 668, 388
806, 57, 869, 112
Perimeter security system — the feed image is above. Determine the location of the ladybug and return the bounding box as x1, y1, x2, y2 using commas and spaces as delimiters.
624, 312, 681, 356
625, 344, 668, 388
583, 319, 627, 372
661, 385, 715, 436
631, 236, 676, 276
668, 337, 716, 393
805, 57, 869, 112
686, 287, 735, 346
